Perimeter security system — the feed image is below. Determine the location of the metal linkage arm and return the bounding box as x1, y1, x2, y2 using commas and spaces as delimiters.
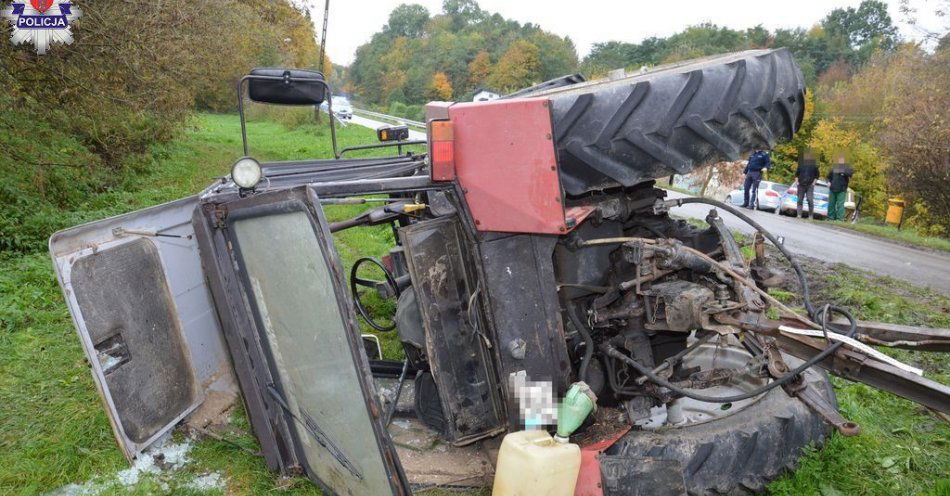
831, 319, 950, 352
745, 320, 950, 414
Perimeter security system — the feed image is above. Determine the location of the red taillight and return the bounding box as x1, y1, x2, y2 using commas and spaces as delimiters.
765, 190, 779, 197
430, 120, 455, 181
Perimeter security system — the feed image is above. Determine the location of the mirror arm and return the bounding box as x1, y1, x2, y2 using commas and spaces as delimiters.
236, 73, 339, 159
237, 76, 250, 156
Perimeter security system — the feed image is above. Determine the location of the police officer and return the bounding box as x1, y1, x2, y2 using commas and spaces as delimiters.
742, 150, 771, 209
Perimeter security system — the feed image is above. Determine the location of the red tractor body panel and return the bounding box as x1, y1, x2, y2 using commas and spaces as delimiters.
447, 98, 569, 234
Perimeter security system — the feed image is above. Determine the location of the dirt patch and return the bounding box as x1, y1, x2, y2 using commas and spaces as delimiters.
186, 389, 238, 430
571, 406, 629, 447
390, 418, 494, 489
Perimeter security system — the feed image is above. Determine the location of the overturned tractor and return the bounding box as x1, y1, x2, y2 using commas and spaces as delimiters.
51, 49, 949, 495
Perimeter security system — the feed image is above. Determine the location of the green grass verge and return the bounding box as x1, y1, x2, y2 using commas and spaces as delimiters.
1, 113, 946, 495
769, 267, 950, 496
827, 219, 950, 253
0, 112, 404, 495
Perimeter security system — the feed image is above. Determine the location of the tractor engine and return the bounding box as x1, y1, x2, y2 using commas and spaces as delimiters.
553, 183, 775, 424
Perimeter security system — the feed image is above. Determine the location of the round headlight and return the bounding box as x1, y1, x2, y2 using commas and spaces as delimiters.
231, 157, 262, 189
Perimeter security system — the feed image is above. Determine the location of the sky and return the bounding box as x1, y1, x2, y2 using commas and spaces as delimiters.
302, 0, 946, 66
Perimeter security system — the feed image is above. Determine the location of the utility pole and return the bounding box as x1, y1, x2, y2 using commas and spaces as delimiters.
316, 0, 330, 122
318, 0, 329, 75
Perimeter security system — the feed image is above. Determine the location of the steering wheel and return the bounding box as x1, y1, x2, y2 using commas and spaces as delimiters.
350, 257, 400, 331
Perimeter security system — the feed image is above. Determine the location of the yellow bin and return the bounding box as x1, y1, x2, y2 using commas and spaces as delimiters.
885, 198, 905, 225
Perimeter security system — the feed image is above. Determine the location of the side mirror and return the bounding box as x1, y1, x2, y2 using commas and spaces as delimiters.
247, 68, 326, 106
238, 67, 339, 158
377, 125, 409, 142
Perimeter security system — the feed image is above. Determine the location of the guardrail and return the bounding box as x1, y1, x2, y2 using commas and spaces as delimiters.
352, 108, 426, 129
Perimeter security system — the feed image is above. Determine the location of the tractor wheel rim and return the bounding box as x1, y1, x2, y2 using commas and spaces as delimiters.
635, 340, 770, 430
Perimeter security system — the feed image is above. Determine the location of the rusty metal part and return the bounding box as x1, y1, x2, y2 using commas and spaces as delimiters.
673, 367, 737, 389
788, 380, 861, 437
753, 231, 766, 261
642, 281, 715, 333
616, 248, 724, 292
706, 209, 746, 272
830, 319, 950, 352
635, 333, 717, 385
592, 300, 645, 324
750, 232, 785, 288
744, 320, 950, 414
652, 238, 717, 274
763, 339, 791, 377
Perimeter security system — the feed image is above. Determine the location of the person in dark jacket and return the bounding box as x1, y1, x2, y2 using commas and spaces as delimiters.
742, 150, 771, 209
795, 152, 819, 218
827, 156, 854, 221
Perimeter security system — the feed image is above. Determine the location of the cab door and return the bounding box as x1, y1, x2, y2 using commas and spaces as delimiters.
195, 185, 410, 495
49, 196, 237, 461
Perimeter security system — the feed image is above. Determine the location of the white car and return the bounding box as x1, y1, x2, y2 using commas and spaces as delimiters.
331, 96, 352, 120
778, 180, 856, 219
724, 180, 789, 212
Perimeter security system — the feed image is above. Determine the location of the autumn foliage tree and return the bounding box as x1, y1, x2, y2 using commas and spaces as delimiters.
427, 72, 454, 100
0, 0, 324, 252
350, 0, 577, 106
468, 50, 492, 87
486, 40, 541, 92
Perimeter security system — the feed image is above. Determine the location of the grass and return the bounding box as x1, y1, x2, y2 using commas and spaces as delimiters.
826, 219, 950, 253
0, 112, 402, 495
769, 266, 950, 496
1, 112, 947, 495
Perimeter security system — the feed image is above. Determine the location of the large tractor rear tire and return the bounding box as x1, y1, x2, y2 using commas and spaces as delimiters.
519, 49, 805, 196
605, 358, 835, 495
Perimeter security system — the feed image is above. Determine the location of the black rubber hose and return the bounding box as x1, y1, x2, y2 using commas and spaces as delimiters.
604, 306, 858, 403
669, 196, 817, 318
567, 303, 595, 384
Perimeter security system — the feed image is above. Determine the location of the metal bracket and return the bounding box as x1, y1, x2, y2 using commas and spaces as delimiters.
786, 379, 861, 437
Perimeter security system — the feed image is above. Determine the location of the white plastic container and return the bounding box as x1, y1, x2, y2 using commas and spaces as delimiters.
491, 430, 581, 496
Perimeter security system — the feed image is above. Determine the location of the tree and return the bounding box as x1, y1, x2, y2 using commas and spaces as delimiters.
899, 0, 950, 46
808, 120, 887, 217
487, 40, 541, 92
350, 1, 578, 106
527, 31, 579, 80
427, 72, 454, 100
872, 48, 949, 233
821, 43, 950, 233
443, 0, 485, 30
822, 0, 899, 51
387, 4, 430, 37
468, 50, 492, 88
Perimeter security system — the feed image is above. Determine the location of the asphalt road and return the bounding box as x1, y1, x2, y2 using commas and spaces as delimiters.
665, 191, 950, 294
346, 113, 427, 140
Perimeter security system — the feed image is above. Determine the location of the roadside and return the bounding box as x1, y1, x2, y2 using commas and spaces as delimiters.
1, 114, 946, 496
765, 252, 950, 496
0, 113, 382, 495
348, 112, 427, 141
823, 219, 950, 254
663, 190, 950, 294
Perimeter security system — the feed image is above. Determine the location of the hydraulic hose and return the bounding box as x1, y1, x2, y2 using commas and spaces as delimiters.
602, 305, 857, 403
583, 193, 863, 402
668, 196, 818, 319
567, 303, 595, 385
